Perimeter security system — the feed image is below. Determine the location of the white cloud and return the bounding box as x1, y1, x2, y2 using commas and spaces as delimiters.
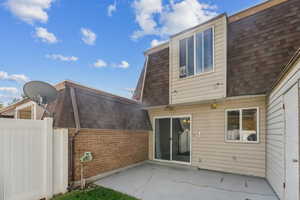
151, 39, 167, 47
0, 87, 18, 94
132, 0, 162, 39
132, 0, 218, 39
35, 27, 58, 43
118, 61, 130, 69
160, 0, 217, 35
5, 0, 54, 24
0, 71, 29, 82
0, 94, 22, 106
94, 59, 107, 68
93, 60, 130, 69
81, 28, 97, 45
46, 54, 78, 62
9, 74, 29, 82
107, 1, 117, 17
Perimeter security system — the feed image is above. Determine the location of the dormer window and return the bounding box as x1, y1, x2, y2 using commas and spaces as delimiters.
179, 27, 214, 78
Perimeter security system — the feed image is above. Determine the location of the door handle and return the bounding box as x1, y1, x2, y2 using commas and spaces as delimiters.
292, 159, 298, 163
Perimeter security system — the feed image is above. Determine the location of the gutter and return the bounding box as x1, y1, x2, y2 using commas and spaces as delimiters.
267, 48, 300, 96
69, 87, 81, 189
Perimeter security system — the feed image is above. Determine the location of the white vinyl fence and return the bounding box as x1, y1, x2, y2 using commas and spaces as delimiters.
0, 118, 68, 200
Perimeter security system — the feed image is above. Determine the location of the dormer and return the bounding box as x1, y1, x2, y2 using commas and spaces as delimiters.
169, 14, 227, 105
134, 0, 300, 107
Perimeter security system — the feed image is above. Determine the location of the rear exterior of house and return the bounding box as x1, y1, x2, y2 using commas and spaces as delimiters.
134, 0, 300, 199
1, 0, 299, 199
46, 81, 151, 182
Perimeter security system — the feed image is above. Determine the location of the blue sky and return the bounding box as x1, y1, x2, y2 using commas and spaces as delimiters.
0, 0, 264, 105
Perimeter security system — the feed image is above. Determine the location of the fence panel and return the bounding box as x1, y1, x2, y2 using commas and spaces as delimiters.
0, 118, 55, 200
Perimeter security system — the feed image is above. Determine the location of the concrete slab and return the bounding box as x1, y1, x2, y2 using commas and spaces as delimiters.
95, 162, 278, 200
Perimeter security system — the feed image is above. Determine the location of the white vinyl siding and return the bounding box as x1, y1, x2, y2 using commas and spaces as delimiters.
170, 15, 227, 105
148, 96, 266, 177
267, 58, 300, 199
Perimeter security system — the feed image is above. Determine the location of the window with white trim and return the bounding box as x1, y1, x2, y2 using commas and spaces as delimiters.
179, 27, 214, 78
226, 108, 259, 143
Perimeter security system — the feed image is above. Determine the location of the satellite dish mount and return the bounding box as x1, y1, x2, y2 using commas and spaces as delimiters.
23, 81, 58, 115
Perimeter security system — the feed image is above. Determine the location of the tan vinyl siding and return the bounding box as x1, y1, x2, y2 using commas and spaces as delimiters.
267, 58, 300, 199
170, 15, 227, 104
148, 96, 266, 177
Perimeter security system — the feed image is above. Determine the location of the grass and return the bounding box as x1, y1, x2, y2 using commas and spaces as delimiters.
52, 186, 138, 200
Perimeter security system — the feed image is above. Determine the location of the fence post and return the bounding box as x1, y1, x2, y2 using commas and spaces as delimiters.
44, 117, 53, 199
53, 128, 69, 195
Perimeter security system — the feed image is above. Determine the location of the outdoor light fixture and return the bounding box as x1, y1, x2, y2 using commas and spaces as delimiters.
211, 103, 217, 109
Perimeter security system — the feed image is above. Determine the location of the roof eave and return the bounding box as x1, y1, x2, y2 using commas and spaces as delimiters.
268, 48, 300, 95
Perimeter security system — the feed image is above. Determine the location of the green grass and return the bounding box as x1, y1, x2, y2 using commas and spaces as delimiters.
52, 186, 138, 200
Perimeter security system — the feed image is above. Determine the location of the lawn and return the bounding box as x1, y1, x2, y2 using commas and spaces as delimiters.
52, 186, 138, 200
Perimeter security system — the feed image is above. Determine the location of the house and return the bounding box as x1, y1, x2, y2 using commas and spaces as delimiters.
133, 0, 300, 199
0, 98, 44, 120
46, 80, 151, 182
0, 80, 151, 184
267, 49, 300, 200
1, 0, 299, 199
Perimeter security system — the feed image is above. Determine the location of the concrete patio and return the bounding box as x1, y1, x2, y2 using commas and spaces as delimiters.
95, 162, 278, 200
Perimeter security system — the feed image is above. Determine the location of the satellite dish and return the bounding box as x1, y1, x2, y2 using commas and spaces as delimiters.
23, 81, 58, 114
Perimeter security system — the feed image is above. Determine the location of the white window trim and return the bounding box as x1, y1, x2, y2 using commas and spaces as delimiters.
15, 101, 37, 120
225, 107, 260, 144
179, 26, 215, 79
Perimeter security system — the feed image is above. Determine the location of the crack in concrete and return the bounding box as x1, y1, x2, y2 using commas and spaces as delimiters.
171, 179, 275, 197
133, 167, 155, 197
245, 180, 248, 188
220, 177, 224, 183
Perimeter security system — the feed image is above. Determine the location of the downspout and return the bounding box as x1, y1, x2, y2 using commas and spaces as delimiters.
69, 87, 81, 189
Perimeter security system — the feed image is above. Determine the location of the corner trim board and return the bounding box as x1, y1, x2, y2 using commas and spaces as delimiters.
140, 56, 149, 103
70, 87, 80, 131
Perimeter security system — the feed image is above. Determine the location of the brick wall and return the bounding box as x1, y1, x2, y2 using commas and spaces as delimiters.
69, 128, 149, 181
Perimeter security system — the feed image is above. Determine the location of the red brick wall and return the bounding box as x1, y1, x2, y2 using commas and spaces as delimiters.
69, 128, 148, 181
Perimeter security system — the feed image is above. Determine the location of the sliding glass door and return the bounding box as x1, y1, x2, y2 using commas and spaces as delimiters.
154, 118, 171, 161
154, 116, 191, 164
172, 117, 191, 163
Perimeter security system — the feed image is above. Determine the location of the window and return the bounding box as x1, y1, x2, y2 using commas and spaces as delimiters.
226, 108, 259, 143
179, 36, 194, 78
179, 27, 214, 78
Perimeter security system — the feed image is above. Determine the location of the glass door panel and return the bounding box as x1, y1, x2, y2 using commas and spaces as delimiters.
172, 117, 191, 163
155, 118, 171, 161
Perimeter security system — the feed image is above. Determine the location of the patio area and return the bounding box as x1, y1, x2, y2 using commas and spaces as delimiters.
95, 162, 278, 200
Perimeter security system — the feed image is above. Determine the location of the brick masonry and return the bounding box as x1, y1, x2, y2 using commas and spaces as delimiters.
69, 128, 149, 181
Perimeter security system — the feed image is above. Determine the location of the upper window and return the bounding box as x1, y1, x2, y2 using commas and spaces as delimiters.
179, 27, 214, 78
225, 108, 259, 143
